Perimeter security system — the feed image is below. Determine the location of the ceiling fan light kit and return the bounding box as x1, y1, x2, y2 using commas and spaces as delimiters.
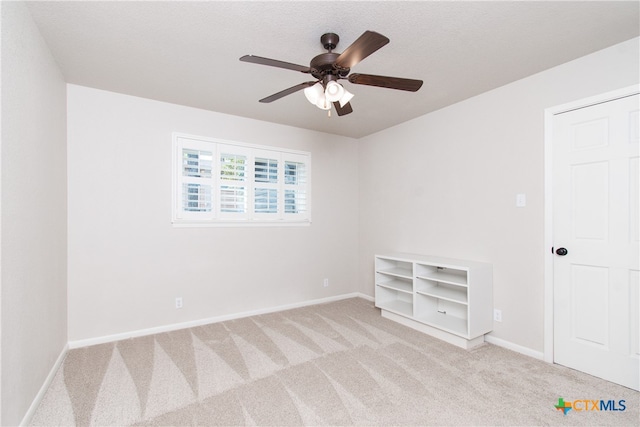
316, 95, 332, 111
303, 82, 324, 104
324, 80, 344, 102
338, 89, 354, 108
240, 31, 423, 117
304, 80, 353, 112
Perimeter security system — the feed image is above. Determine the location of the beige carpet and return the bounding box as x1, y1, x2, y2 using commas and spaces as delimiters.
31, 297, 638, 426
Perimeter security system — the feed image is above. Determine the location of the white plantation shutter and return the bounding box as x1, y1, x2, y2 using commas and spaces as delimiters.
254, 150, 279, 219
172, 133, 310, 225
218, 145, 250, 220
174, 137, 215, 221
254, 157, 278, 184
255, 188, 277, 213
283, 155, 309, 218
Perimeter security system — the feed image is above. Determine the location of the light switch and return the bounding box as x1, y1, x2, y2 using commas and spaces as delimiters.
516, 193, 526, 207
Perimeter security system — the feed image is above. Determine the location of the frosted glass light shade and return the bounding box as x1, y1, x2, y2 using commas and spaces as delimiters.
338, 89, 354, 107
315, 93, 331, 110
304, 83, 324, 104
325, 81, 345, 102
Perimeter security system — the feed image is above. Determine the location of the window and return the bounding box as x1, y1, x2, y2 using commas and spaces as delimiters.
172, 133, 311, 226
284, 161, 308, 214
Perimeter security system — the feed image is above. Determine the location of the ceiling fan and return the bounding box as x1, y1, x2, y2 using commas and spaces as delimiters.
239, 31, 423, 117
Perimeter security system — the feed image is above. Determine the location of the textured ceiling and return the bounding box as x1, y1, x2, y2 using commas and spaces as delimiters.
27, 1, 640, 138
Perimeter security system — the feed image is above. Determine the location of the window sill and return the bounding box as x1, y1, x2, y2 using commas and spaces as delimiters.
171, 220, 312, 228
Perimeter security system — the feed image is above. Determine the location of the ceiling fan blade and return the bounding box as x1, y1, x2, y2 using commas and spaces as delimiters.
240, 55, 312, 73
348, 73, 423, 92
334, 31, 390, 70
259, 81, 316, 103
333, 101, 353, 116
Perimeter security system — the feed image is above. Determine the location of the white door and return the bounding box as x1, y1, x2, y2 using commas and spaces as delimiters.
553, 93, 639, 390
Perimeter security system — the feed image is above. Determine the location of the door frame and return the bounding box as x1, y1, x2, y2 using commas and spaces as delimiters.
543, 84, 639, 363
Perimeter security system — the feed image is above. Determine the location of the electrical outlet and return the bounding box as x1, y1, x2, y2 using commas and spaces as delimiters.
494, 309, 502, 322
175, 297, 183, 309
323, 278, 329, 287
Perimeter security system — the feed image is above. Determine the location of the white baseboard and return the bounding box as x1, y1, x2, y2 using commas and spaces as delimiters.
484, 334, 544, 360
357, 292, 374, 302
69, 292, 371, 349
20, 343, 68, 427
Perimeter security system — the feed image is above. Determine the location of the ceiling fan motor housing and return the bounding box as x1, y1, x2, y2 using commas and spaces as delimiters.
310, 53, 348, 80
309, 33, 350, 81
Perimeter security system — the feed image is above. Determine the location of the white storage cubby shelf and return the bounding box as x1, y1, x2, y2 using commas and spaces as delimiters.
375, 253, 493, 349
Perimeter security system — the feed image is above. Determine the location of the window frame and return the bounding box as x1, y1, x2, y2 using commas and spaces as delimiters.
172, 133, 311, 227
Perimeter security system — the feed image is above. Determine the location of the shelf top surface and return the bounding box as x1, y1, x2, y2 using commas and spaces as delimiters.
375, 252, 491, 269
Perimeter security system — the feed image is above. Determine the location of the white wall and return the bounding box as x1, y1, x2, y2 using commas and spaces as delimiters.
358, 37, 640, 353
67, 85, 359, 342
0, 2, 68, 425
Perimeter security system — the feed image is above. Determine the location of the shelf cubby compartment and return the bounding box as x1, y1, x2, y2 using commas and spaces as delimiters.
415, 263, 468, 287
376, 275, 413, 294
375, 257, 413, 280
415, 279, 468, 304
414, 293, 468, 337
375, 284, 413, 317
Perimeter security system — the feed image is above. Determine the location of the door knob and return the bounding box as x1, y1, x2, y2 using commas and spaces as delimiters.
555, 247, 568, 256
